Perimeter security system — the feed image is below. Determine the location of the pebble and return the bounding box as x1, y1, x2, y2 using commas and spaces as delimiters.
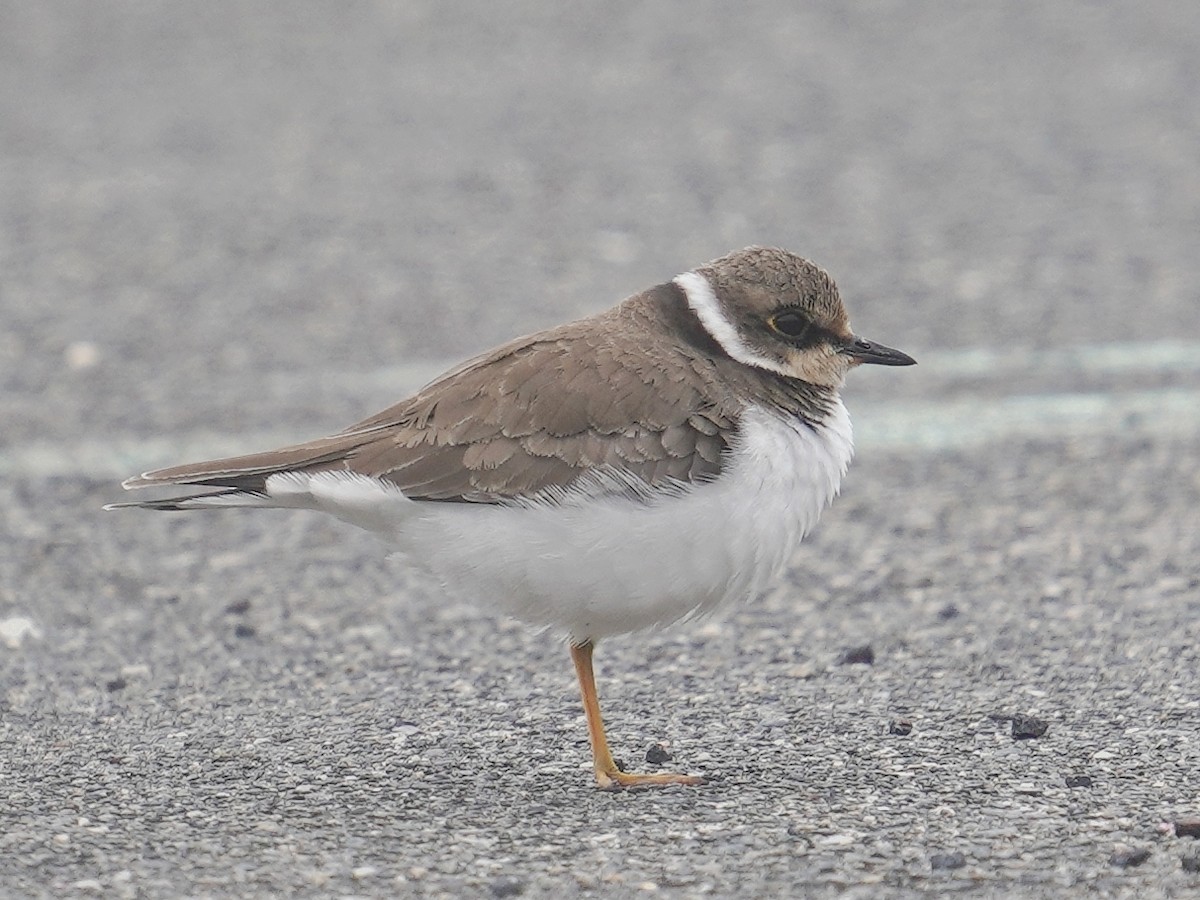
1011, 715, 1049, 739
929, 851, 966, 870
0, 616, 41, 649
646, 744, 673, 765
1110, 845, 1151, 868
65, 340, 101, 370
837, 645, 875, 665
1175, 819, 1200, 838
489, 877, 525, 897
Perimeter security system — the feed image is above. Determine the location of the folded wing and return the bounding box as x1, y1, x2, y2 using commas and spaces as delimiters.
116, 302, 740, 508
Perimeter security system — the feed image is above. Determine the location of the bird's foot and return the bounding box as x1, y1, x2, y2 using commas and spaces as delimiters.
595, 767, 705, 790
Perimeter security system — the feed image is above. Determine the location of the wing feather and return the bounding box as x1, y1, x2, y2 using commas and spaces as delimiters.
120, 286, 746, 504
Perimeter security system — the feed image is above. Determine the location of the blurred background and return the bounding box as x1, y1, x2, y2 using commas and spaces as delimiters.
3, 2, 1199, 896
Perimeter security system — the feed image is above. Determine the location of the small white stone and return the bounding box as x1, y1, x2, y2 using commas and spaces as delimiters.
0, 617, 41, 649
818, 833, 857, 847
65, 340, 102, 370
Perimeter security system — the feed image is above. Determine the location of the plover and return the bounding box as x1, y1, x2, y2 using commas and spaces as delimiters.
109, 246, 915, 789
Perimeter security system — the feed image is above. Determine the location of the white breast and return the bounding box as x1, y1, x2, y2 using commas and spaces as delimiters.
365, 401, 856, 642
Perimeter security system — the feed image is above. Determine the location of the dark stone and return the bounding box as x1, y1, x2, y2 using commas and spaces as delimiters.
889, 719, 913, 736
225, 598, 251, 614
105, 677, 127, 692
646, 743, 673, 765
837, 645, 875, 665
1011, 714, 1049, 739
234, 623, 257, 639
1176, 819, 1200, 838
1182, 855, 1200, 873
937, 604, 960, 620
489, 877, 525, 898
1110, 846, 1151, 868
1065, 775, 1093, 788
929, 851, 966, 870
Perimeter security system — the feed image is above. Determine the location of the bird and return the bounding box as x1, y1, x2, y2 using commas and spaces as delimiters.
108, 246, 916, 789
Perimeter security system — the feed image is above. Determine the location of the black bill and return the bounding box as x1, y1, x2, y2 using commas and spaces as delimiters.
841, 336, 917, 366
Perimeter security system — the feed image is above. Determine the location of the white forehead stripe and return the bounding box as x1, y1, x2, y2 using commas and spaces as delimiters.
673, 271, 790, 375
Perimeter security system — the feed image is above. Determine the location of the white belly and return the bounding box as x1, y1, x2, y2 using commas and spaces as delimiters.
402, 404, 851, 640
269, 402, 854, 641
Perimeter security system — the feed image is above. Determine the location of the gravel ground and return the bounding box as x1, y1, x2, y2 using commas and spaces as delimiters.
3, 2, 1200, 897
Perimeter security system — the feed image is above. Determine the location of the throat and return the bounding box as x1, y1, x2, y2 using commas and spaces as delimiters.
760, 375, 843, 432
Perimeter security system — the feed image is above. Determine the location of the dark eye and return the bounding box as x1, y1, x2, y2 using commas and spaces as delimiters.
769, 310, 814, 342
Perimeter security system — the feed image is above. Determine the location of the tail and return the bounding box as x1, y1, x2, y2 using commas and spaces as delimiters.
106, 432, 376, 512
103, 488, 271, 511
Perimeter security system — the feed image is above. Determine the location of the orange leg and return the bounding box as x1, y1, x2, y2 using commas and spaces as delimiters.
569, 640, 705, 790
